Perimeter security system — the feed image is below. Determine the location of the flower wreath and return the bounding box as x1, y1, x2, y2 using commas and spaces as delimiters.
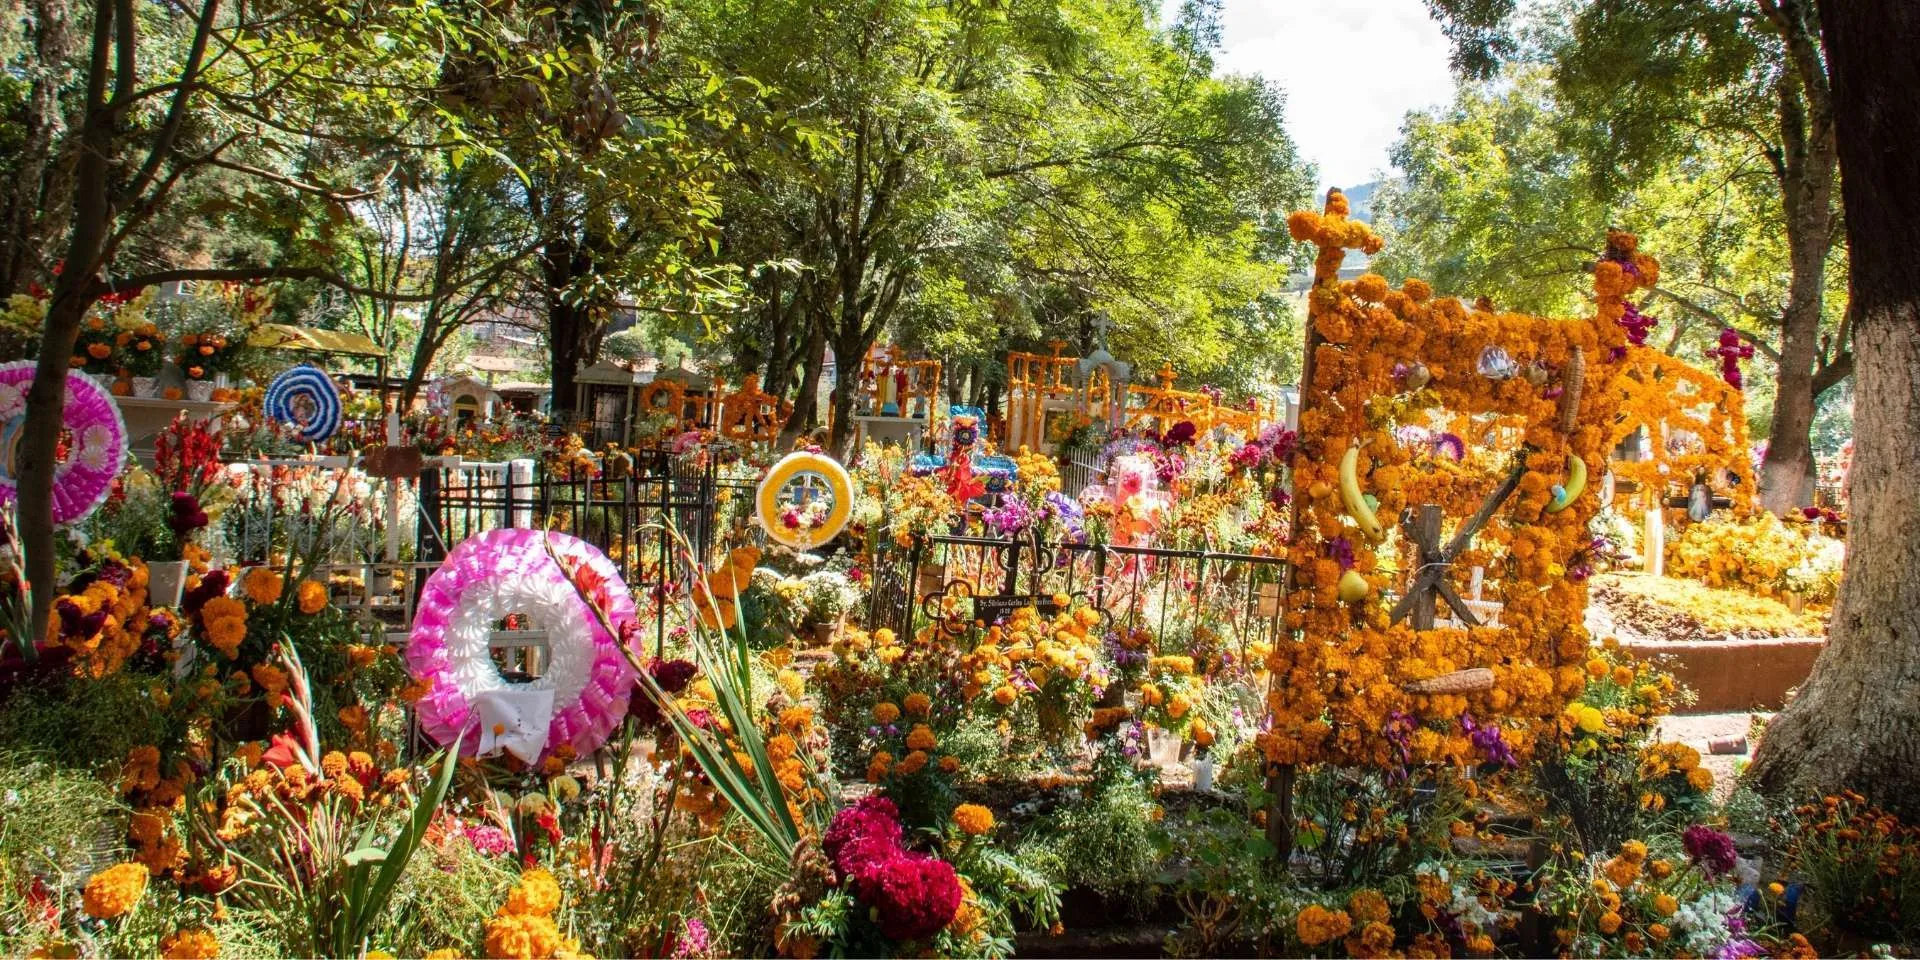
407, 528, 637, 760
756, 451, 854, 550
264, 364, 344, 443
0, 361, 127, 525
1266, 191, 1647, 770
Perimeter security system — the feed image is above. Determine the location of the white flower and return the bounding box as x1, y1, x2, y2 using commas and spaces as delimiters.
76, 424, 118, 472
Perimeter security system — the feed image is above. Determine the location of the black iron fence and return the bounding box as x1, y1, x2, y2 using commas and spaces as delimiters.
869, 532, 1289, 661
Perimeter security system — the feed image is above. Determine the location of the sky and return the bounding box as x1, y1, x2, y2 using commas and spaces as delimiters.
1214, 0, 1458, 192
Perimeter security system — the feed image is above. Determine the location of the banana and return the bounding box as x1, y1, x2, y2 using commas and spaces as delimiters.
1547, 455, 1588, 513
1339, 441, 1386, 542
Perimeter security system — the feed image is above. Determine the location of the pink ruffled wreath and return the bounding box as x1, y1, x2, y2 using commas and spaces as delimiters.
0, 361, 128, 525
406, 528, 637, 759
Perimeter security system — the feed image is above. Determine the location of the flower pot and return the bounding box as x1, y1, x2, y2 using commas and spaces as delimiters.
369, 565, 394, 598
148, 560, 189, 608
185, 380, 214, 402
132, 376, 157, 398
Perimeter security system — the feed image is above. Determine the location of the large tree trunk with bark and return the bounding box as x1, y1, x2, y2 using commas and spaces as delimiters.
1748, 0, 1920, 817
542, 238, 597, 423
779, 315, 827, 446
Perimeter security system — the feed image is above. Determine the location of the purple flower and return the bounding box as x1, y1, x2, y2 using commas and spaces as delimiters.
1683, 825, 1739, 877
1326, 537, 1356, 571
1460, 713, 1517, 768
672, 918, 711, 959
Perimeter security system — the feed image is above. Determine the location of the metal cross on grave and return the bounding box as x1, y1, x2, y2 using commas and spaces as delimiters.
1389, 461, 1528, 630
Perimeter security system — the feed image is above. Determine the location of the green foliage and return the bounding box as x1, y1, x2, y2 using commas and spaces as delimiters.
0, 754, 126, 953
1017, 767, 1163, 901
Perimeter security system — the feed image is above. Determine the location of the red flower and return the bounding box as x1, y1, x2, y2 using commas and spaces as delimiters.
855, 852, 963, 941
261, 732, 302, 771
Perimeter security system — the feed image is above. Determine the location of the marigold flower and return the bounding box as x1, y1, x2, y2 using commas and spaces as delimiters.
1295, 904, 1352, 947
905, 724, 936, 751
296, 579, 328, 614
952, 803, 995, 836
872, 701, 901, 724
82, 862, 149, 919
159, 928, 221, 959
241, 567, 284, 605
903, 692, 931, 716
1597, 910, 1622, 934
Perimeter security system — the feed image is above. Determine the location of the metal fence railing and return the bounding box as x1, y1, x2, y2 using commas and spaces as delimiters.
867, 533, 1288, 664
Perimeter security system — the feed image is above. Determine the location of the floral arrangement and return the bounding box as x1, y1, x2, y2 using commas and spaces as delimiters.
1609, 347, 1755, 517
1269, 191, 1645, 771
1666, 514, 1839, 601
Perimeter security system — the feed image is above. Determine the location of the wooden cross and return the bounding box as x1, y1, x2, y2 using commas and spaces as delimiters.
1389, 462, 1527, 630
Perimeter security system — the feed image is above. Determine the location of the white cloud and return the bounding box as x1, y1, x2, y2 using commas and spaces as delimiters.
1214, 0, 1457, 190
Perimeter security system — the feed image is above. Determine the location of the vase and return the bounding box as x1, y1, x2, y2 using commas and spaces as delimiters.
1191, 755, 1215, 792
132, 376, 157, 397
1786, 591, 1806, 614
185, 379, 214, 402
148, 560, 189, 608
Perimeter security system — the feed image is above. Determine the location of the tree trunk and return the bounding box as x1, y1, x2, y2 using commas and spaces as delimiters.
1748, 0, 1920, 817
1758, 69, 1838, 515
826, 327, 870, 459
20, 0, 117, 641
542, 238, 595, 422
779, 315, 827, 446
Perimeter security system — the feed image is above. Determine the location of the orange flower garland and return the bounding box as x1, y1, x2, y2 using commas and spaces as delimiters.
1262, 191, 1651, 769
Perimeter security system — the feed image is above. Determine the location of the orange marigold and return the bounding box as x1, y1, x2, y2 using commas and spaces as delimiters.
1296, 904, 1352, 947
82, 862, 149, 919
159, 928, 221, 959
952, 803, 996, 836
296, 579, 328, 614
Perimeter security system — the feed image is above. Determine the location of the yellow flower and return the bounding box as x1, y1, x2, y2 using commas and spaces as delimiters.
1586, 658, 1609, 678
1687, 767, 1715, 792
242, 568, 284, 605
992, 684, 1017, 706
1652, 893, 1678, 917
82, 862, 149, 919
159, 928, 221, 959
952, 803, 996, 836
1598, 910, 1622, 934
296, 579, 328, 614
503, 867, 563, 918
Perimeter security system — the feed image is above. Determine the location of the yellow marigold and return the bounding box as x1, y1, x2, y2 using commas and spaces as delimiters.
1585, 658, 1609, 678
1598, 910, 1623, 934
1648, 922, 1670, 942
872, 701, 901, 724
1652, 893, 1678, 917
483, 912, 566, 959
905, 724, 937, 751
241, 568, 284, 605
1610, 665, 1634, 686
952, 803, 995, 836
1687, 767, 1715, 792
503, 867, 563, 918
1619, 839, 1649, 863
82, 862, 149, 919
992, 684, 1017, 706
425, 951, 464, 959
1167, 694, 1191, 720
1348, 888, 1390, 925
1295, 904, 1352, 947
159, 927, 221, 959
296, 579, 328, 614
